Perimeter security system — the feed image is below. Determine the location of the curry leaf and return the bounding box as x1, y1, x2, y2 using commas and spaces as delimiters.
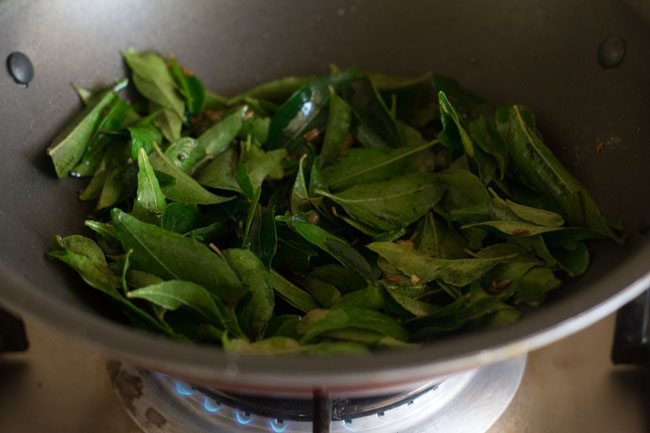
243, 205, 277, 267
236, 145, 287, 199
266, 68, 358, 156
341, 77, 402, 149
204, 91, 228, 110
195, 147, 242, 193
368, 241, 517, 286
223, 336, 305, 355
72, 83, 94, 105
128, 122, 162, 160
132, 148, 166, 223
50, 235, 120, 292
504, 198, 564, 227
320, 88, 352, 167
223, 249, 275, 340
97, 163, 138, 210
321, 329, 417, 349
197, 106, 247, 155
333, 284, 385, 310
323, 141, 436, 190
384, 285, 438, 317
168, 57, 206, 116
47, 80, 126, 177
228, 75, 316, 105
150, 144, 233, 204
111, 209, 244, 306
161, 202, 202, 234
495, 104, 622, 242
317, 173, 444, 232
462, 221, 564, 237
415, 212, 467, 259
164, 137, 205, 173
290, 155, 311, 215
72, 98, 139, 177
436, 169, 490, 216
123, 50, 185, 141
372, 72, 436, 127
287, 220, 373, 281
438, 91, 474, 157
302, 276, 341, 308
514, 267, 561, 306
84, 220, 118, 242
185, 222, 228, 243
50, 235, 172, 335
512, 235, 590, 277
468, 116, 508, 179
126, 269, 164, 289
269, 269, 320, 313
239, 115, 271, 144
308, 264, 367, 294
298, 307, 408, 343
127, 280, 223, 326
551, 241, 590, 277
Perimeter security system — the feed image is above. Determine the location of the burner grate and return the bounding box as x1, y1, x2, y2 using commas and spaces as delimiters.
109, 355, 525, 433
199, 380, 441, 422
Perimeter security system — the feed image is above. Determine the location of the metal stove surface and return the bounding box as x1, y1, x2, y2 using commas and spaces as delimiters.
108, 356, 526, 433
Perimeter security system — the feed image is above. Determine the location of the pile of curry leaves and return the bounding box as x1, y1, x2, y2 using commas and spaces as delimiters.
47, 50, 623, 355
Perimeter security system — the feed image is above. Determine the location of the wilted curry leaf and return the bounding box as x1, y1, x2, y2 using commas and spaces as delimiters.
290, 155, 311, 215
269, 269, 320, 313
320, 88, 352, 167
495, 104, 623, 242
123, 50, 185, 141
223, 249, 275, 340
132, 148, 166, 223
341, 77, 403, 149
322, 141, 436, 190
111, 209, 244, 306
298, 307, 408, 343
317, 173, 444, 232
127, 280, 224, 326
50, 235, 172, 335
415, 212, 467, 259
288, 221, 373, 281
198, 106, 247, 156
165, 137, 205, 173
266, 68, 358, 156
368, 241, 516, 286
47, 80, 126, 178
151, 144, 233, 205
195, 147, 242, 193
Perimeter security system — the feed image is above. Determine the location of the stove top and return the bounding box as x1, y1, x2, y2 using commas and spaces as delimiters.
108, 356, 526, 433
0, 316, 647, 433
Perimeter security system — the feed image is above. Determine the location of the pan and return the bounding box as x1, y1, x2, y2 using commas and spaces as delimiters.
1, 0, 649, 395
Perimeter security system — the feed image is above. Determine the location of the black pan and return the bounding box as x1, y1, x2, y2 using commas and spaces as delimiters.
1, 0, 649, 394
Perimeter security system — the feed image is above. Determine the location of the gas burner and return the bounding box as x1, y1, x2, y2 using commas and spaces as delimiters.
108, 355, 526, 433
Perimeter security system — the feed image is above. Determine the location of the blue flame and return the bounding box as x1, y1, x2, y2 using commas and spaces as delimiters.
174, 381, 194, 396
235, 410, 253, 425
269, 419, 288, 433
203, 397, 222, 413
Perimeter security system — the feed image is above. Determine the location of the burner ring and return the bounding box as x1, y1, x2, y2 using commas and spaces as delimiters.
109, 355, 526, 433
199, 380, 440, 422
